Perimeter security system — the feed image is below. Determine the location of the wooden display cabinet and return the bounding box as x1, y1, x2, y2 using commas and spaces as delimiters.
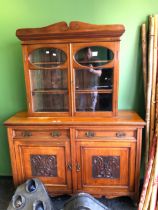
5, 21, 145, 202
16, 21, 125, 117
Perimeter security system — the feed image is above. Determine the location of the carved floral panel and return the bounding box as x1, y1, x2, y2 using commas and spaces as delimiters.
92, 156, 120, 179
30, 155, 57, 177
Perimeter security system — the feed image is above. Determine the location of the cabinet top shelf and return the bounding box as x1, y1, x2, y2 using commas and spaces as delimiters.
16, 21, 125, 41
4, 111, 145, 126
31, 62, 63, 65
75, 89, 112, 93
32, 89, 68, 94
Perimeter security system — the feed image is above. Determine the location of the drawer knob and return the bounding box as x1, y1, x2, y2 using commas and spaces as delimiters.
51, 131, 61, 137
22, 131, 32, 137
116, 132, 126, 138
85, 131, 95, 138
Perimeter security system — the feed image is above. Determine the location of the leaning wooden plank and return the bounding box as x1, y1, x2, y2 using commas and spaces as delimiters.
145, 15, 155, 168
150, 15, 158, 146
142, 159, 155, 210
141, 23, 147, 105
148, 30, 158, 208
149, 137, 158, 210
138, 135, 157, 210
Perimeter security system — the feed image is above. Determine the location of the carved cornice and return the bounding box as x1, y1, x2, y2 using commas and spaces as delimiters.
16, 21, 125, 41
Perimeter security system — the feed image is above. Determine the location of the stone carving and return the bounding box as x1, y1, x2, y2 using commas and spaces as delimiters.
7, 180, 110, 210
7, 178, 53, 210
63, 192, 109, 210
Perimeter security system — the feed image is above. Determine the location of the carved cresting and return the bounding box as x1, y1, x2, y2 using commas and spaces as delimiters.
16, 21, 125, 41
92, 156, 120, 178
30, 155, 57, 177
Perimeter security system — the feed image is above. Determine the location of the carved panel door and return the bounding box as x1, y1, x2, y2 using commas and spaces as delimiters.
76, 141, 136, 197
14, 139, 72, 195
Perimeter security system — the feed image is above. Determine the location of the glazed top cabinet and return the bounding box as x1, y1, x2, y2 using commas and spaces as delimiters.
16, 21, 125, 117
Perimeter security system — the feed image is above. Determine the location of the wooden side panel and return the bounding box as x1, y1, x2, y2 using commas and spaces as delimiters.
7, 128, 20, 185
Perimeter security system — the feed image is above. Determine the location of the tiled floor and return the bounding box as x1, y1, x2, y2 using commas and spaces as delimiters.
0, 176, 137, 210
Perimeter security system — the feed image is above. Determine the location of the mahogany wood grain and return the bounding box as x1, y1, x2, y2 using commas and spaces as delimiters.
5, 22, 144, 202
16, 21, 125, 41
5, 111, 145, 202
16, 21, 124, 117
5, 111, 145, 126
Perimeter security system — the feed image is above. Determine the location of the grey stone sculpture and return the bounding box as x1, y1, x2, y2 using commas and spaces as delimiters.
7, 179, 110, 210
63, 193, 110, 210
7, 178, 53, 210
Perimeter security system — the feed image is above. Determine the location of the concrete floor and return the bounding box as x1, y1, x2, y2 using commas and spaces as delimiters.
0, 177, 14, 210
0, 176, 137, 210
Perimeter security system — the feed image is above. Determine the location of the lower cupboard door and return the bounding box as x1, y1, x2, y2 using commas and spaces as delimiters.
76, 141, 136, 197
15, 141, 72, 195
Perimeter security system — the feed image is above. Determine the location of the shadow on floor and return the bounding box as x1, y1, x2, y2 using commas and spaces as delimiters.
0, 176, 137, 210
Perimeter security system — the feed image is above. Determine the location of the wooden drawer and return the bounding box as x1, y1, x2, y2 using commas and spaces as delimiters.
75, 129, 136, 140
13, 129, 70, 139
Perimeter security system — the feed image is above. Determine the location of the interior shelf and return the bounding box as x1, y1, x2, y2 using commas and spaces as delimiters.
75, 89, 112, 93
32, 89, 68, 94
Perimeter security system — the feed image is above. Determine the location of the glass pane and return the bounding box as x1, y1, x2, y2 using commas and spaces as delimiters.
76, 93, 112, 111
75, 46, 114, 67
30, 69, 68, 112
75, 68, 113, 90
99, 93, 112, 111
98, 68, 113, 89
29, 48, 67, 68
30, 69, 67, 91
75, 68, 113, 112
32, 93, 68, 112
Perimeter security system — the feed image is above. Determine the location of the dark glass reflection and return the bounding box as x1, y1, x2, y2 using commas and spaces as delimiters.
30, 69, 68, 91
75, 46, 114, 67
75, 68, 113, 111
76, 93, 112, 112
75, 47, 113, 112
29, 48, 67, 68
98, 93, 112, 111
32, 93, 69, 112
75, 68, 113, 90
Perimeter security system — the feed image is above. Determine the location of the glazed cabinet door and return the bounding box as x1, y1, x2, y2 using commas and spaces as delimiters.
75, 140, 136, 198
71, 42, 118, 117
23, 44, 71, 117
10, 127, 72, 195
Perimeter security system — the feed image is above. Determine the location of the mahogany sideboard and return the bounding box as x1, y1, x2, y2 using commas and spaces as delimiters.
5, 110, 145, 201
